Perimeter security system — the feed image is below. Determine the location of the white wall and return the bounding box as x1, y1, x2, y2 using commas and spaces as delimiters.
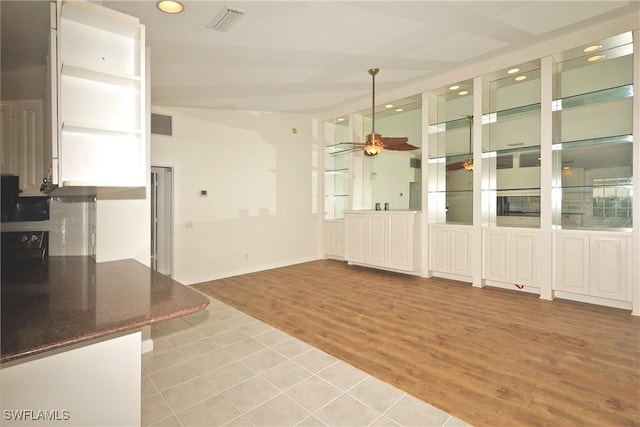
151, 107, 321, 285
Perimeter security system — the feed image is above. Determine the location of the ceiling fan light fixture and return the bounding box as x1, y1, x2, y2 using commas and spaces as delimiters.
463, 160, 474, 171
156, 0, 184, 14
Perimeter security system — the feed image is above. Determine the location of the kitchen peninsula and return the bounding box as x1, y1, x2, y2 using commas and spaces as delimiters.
1, 257, 209, 426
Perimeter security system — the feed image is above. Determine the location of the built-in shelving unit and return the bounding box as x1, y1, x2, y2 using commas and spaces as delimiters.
55, 0, 145, 187
324, 120, 351, 220
427, 80, 474, 225
552, 34, 634, 230
482, 66, 542, 228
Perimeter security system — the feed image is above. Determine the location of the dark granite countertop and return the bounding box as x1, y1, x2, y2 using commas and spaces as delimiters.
1, 256, 209, 363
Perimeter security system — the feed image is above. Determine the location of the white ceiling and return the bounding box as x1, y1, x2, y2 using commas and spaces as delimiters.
2, 1, 639, 115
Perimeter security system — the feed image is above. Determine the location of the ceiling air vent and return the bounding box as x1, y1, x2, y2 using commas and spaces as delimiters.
151, 113, 172, 136
206, 6, 246, 32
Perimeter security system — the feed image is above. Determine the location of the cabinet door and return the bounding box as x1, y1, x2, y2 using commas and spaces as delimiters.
388, 215, 413, 271
430, 227, 450, 272
590, 236, 629, 301
345, 215, 366, 263
16, 100, 44, 194
483, 230, 509, 282
367, 216, 387, 267
510, 232, 538, 287
0, 102, 16, 175
554, 233, 590, 295
450, 229, 472, 276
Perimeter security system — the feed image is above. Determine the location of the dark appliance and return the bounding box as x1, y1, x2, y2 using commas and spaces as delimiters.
1, 174, 50, 222
1, 231, 49, 284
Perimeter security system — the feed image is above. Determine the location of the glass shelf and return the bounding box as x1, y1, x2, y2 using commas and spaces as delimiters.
429, 189, 474, 194
482, 102, 541, 123
552, 134, 632, 148
553, 84, 632, 111
325, 168, 349, 175
325, 194, 349, 198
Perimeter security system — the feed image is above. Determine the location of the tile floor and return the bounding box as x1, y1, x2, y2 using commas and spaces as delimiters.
142, 295, 472, 427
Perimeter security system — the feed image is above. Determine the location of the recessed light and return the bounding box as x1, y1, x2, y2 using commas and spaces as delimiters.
506, 68, 520, 74
157, 0, 184, 14
385, 104, 394, 109
337, 118, 345, 122
514, 75, 527, 82
458, 90, 469, 96
563, 166, 571, 170
582, 44, 602, 53
449, 85, 460, 91
395, 108, 404, 112
586, 54, 605, 62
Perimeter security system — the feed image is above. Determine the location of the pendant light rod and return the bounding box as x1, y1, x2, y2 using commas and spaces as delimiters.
368, 68, 379, 138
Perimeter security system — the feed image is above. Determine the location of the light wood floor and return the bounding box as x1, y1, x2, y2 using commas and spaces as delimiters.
194, 260, 640, 427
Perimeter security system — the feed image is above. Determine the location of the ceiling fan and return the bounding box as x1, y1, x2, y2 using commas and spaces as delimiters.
334, 68, 418, 156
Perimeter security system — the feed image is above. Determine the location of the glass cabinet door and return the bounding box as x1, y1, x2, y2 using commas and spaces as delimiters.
482, 66, 542, 228
552, 32, 633, 230
427, 81, 474, 224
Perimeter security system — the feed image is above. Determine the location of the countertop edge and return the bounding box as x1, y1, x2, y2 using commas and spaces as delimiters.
1, 299, 209, 364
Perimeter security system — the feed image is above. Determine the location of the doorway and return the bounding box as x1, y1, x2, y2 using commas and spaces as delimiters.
151, 166, 173, 275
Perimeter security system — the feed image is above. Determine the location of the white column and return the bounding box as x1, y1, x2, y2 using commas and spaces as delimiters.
539, 56, 554, 301
632, 30, 640, 316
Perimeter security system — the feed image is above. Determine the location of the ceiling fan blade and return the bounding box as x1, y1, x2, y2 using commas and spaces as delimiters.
339, 142, 366, 146
446, 162, 466, 171
384, 142, 419, 151
379, 137, 409, 145
331, 146, 363, 155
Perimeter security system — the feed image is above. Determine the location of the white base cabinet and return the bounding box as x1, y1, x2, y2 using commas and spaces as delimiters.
483, 228, 540, 292
554, 231, 631, 307
429, 224, 473, 280
345, 211, 421, 273
324, 220, 345, 260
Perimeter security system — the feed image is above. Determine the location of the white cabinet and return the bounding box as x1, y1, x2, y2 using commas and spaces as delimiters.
429, 224, 472, 278
483, 228, 539, 289
324, 220, 345, 260
0, 100, 45, 195
49, 0, 146, 188
554, 231, 631, 304
345, 211, 421, 273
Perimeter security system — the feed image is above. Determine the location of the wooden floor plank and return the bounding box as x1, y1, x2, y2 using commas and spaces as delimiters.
193, 260, 640, 426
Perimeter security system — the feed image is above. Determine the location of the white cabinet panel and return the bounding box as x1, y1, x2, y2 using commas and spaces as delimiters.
429, 225, 472, 277
554, 234, 590, 294
16, 101, 44, 194
324, 220, 345, 259
345, 214, 366, 263
345, 211, 420, 273
429, 227, 450, 272
511, 232, 538, 286
554, 232, 631, 303
483, 228, 539, 288
451, 230, 472, 276
367, 216, 387, 267
590, 236, 629, 301
0, 101, 45, 194
1, 102, 17, 175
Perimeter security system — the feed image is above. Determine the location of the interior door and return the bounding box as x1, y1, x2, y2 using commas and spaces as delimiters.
151, 167, 173, 275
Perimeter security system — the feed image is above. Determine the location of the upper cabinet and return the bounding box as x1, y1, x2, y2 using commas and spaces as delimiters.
49, 0, 146, 189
